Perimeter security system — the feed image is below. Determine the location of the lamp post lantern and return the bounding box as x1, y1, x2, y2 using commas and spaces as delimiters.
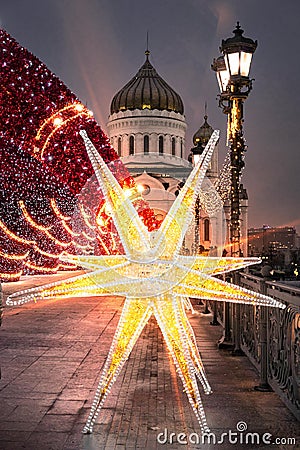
212, 22, 257, 256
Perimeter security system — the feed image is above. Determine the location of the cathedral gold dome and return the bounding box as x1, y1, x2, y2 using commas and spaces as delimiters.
110, 51, 184, 115
192, 115, 213, 147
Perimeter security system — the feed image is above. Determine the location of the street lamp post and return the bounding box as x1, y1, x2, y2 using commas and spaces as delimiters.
212, 22, 257, 257
212, 23, 257, 354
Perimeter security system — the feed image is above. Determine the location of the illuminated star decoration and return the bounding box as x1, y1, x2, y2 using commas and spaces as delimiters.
7, 130, 286, 435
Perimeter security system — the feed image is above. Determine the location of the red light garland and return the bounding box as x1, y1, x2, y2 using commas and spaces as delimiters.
0, 29, 162, 281
50, 198, 71, 221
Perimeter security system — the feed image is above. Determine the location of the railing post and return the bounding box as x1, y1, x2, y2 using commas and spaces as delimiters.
218, 275, 233, 348
232, 272, 245, 356
254, 278, 272, 392
202, 299, 210, 314
210, 301, 220, 326
232, 304, 244, 355
218, 303, 233, 348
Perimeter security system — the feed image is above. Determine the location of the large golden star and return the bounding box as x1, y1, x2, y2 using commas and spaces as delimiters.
7, 130, 285, 434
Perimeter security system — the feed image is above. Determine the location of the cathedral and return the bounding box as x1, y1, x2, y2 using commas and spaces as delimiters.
0, 31, 248, 282
106, 49, 246, 254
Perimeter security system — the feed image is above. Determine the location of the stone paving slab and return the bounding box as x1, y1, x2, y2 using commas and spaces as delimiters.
0, 273, 299, 450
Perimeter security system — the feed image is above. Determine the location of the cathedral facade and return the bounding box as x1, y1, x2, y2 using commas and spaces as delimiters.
106, 50, 248, 255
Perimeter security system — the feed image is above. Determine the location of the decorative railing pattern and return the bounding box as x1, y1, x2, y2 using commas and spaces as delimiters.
240, 302, 260, 366
268, 303, 300, 414
209, 273, 300, 421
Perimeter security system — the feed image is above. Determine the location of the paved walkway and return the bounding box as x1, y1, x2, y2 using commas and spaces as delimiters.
0, 273, 299, 450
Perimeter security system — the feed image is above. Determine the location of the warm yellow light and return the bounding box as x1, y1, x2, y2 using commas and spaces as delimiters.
24, 261, 61, 273
35, 103, 92, 159
74, 103, 84, 112
103, 202, 112, 215
240, 51, 252, 77
227, 52, 240, 75
53, 117, 63, 126
0, 250, 29, 261
50, 198, 71, 221
0, 271, 23, 280
79, 204, 96, 230
137, 184, 144, 193
123, 188, 132, 198
61, 220, 80, 237
0, 219, 35, 245
96, 216, 105, 227
19, 200, 51, 232
7, 129, 285, 436
19, 200, 71, 248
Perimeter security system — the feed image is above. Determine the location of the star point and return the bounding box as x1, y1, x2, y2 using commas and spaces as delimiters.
7, 130, 285, 434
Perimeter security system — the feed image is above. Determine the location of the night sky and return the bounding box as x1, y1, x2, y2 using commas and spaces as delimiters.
1, 0, 299, 232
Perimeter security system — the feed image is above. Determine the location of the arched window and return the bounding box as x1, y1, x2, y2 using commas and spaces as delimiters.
144, 135, 149, 154
117, 137, 122, 156
159, 136, 164, 154
204, 219, 210, 241
129, 136, 134, 155
171, 137, 176, 156
180, 139, 183, 158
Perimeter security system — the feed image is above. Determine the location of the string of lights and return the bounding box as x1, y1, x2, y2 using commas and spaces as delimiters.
7, 131, 285, 435
0, 29, 161, 280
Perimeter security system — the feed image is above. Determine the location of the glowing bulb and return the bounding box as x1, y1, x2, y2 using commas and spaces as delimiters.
137, 184, 144, 194
96, 217, 105, 227
74, 103, 84, 112
193, 154, 201, 165
104, 203, 112, 215
53, 117, 63, 126
123, 188, 132, 198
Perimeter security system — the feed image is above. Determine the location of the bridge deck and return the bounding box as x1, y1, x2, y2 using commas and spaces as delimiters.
1, 273, 299, 449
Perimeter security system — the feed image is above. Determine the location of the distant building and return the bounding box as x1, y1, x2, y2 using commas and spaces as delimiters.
248, 225, 297, 256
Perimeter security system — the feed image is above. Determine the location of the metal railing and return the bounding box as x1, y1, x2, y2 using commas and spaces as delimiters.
208, 273, 300, 420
